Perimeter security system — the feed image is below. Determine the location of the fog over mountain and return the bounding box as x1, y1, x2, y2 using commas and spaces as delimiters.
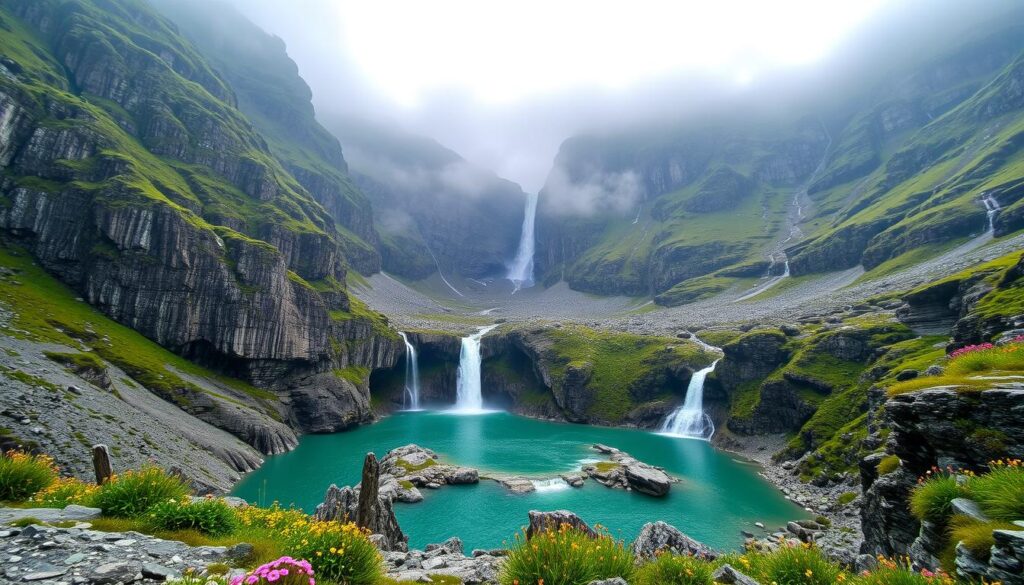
221, 0, 1017, 193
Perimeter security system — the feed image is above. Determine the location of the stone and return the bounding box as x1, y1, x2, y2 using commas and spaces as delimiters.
314, 484, 408, 551
712, 564, 762, 584
632, 521, 717, 560
22, 567, 68, 581
951, 498, 990, 522
526, 510, 597, 539
623, 464, 672, 497
448, 467, 479, 484
141, 562, 177, 580
587, 579, 628, 585
90, 561, 143, 584
895, 369, 919, 381
425, 537, 463, 556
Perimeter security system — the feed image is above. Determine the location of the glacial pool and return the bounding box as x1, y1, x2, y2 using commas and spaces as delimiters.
232, 411, 805, 551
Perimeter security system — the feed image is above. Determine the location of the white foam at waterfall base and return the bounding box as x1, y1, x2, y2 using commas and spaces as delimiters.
398, 332, 422, 411
452, 324, 500, 414
660, 358, 721, 440
507, 192, 538, 292
531, 478, 571, 493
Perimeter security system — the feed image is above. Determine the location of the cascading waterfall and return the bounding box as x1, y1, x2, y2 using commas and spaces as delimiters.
531, 478, 571, 493
507, 192, 538, 292
398, 332, 421, 410
453, 324, 499, 413
982, 193, 1000, 233
661, 336, 722, 439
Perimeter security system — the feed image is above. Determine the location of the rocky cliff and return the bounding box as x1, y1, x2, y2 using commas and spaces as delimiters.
330, 117, 528, 280
0, 0, 403, 467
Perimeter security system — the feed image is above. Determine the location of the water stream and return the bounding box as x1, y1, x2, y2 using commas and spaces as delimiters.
453, 324, 499, 413
398, 332, 422, 411
507, 192, 538, 292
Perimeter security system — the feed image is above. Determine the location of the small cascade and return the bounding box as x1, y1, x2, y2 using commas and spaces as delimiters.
661, 337, 722, 440
398, 332, 421, 411
507, 192, 539, 292
982, 193, 1000, 233
453, 324, 499, 413
531, 478, 571, 493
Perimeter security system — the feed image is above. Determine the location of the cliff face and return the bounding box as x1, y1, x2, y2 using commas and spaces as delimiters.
149, 0, 381, 275
860, 388, 1024, 558
331, 118, 527, 280
0, 0, 402, 453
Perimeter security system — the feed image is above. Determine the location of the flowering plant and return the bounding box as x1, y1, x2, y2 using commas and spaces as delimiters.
230, 557, 315, 585
949, 342, 994, 359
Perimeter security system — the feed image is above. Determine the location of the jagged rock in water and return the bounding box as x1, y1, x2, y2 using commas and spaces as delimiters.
526, 510, 597, 539
632, 521, 717, 560
313, 484, 408, 552
583, 444, 676, 496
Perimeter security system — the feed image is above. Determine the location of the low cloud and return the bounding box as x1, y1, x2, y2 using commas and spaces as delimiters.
540, 165, 643, 217
344, 147, 499, 202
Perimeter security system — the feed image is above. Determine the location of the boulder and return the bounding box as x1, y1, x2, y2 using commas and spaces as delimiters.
712, 564, 762, 584
624, 464, 672, 497
526, 510, 597, 539
632, 521, 717, 560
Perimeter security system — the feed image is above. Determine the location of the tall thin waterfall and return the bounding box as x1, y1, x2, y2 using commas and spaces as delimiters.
398, 332, 421, 410
982, 193, 1000, 233
507, 192, 538, 292
661, 337, 722, 439
453, 325, 498, 413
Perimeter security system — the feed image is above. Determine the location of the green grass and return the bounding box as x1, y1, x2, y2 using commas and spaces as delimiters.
633, 553, 715, 585
946, 515, 1019, 563
91, 465, 190, 518
910, 474, 962, 522
394, 458, 436, 474
334, 365, 370, 386
499, 527, 634, 585
877, 455, 901, 476
0, 451, 56, 502
965, 463, 1024, 521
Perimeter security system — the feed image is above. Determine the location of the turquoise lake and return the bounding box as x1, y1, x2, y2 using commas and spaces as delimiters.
232, 411, 804, 551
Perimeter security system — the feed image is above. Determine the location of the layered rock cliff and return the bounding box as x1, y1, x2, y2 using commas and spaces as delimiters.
0, 0, 402, 462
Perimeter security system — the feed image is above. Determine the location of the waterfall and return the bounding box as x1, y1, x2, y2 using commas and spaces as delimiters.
507, 192, 538, 292
453, 324, 499, 413
661, 337, 722, 439
982, 193, 1000, 233
398, 332, 421, 411
531, 478, 570, 493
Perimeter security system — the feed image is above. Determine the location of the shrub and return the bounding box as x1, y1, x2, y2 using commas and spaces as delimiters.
229, 557, 316, 585
742, 544, 842, 585
876, 455, 901, 476
965, 459, 1024, 520
909, 473, 962, 523
92, 465, 189, 517
149, 497, 238, 536
947, 341, 1024, 373
29, 476, 97, 508
633, 553, 714, 585
499, 525, 634, 585
857, 556, 954, 584
0, 450, 57, 501
281, 519, 382, 584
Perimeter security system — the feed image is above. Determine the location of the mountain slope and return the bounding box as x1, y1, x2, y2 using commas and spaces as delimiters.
150, 0, 381, 274
0, 0, 400, 449
536, 11, 1024, 304
332, 117, 527, 280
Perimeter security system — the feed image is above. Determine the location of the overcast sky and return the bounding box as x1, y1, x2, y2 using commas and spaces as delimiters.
222, 1, 976, 193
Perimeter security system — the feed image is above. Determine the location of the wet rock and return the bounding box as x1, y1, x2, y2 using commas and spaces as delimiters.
582, 444, 677, 497
313, 484, 408, 552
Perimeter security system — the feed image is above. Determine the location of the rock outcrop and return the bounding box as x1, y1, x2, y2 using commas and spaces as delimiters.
526, 510, 598, 539
632, 521, 717, 560
582, 444, 677, 497
860, 388, 1024, 560
314, 483, 408, 552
